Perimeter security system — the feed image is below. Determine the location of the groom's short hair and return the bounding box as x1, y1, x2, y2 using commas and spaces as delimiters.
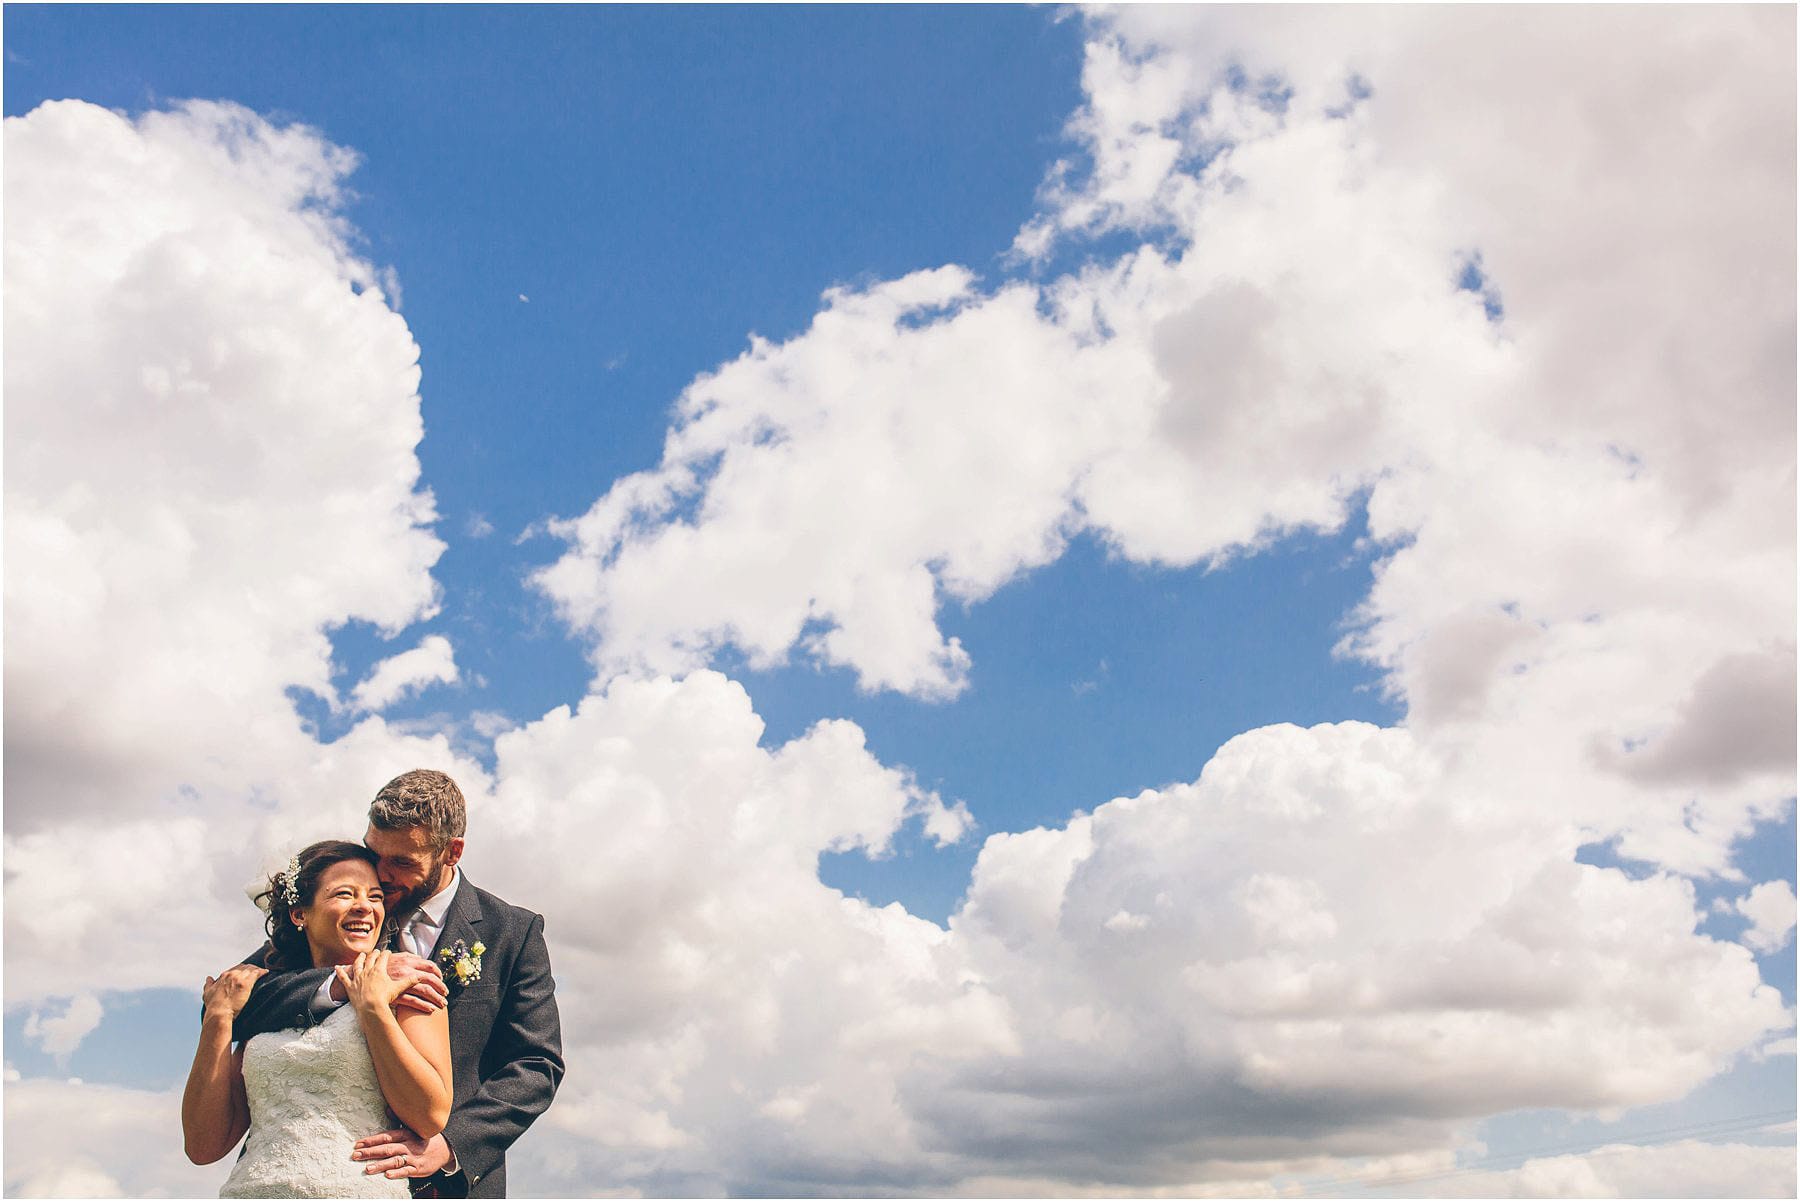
370, 768, 467, 850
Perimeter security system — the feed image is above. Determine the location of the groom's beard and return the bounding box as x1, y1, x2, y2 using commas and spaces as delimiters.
385, 857, 451, 926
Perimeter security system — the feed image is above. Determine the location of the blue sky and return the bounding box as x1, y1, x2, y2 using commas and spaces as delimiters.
4, 2, 1400, 921
4, 5, 1794, 1197
3, 2, 1087, 733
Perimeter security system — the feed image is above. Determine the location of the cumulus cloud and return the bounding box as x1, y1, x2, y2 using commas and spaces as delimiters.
1732, 881, 1798, 955
1610, 648, 1798, 788
5, 97, 445, 830
3, 99, 482, 1006
535, 5, 1793, 882
4, 721, 493, 1003
1396, 1138, 1796, 1198
922, 722, 1784, 1186
916, 791, 976, 847
508, 6, 1793, 1190
3, 1076, 228, 1197
532, 264, 1119, 698
469, 709, 518, 739
468, 672, 999, 1194
6, 6, 1796, 1197
22, 994, 103, 1062
450, 687, 1782, 1193
350, 634, 460, 712
939, 1137, 1798, 1199
1076, 6, 1795, 882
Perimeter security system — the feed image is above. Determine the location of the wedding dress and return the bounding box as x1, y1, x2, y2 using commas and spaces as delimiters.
219, 1004, 408, 1198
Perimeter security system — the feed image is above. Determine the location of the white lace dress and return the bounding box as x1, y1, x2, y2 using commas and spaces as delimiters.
219, 1004, 409, 1199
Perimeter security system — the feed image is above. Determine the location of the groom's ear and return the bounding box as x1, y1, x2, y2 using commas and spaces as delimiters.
441, 836, 466, 871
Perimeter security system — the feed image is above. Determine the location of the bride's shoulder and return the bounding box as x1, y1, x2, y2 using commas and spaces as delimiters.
396, 997, 451, 1038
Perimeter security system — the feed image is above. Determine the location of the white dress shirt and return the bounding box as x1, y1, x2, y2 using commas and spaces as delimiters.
403, 867, 462, 959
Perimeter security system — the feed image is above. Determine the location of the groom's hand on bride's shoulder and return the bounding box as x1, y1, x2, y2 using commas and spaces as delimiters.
388, 952, 450, 1014
201, 964, 267, 1021
330, 951, 447, 1011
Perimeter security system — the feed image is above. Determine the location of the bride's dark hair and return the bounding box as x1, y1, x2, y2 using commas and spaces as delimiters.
254, 840, 388, 970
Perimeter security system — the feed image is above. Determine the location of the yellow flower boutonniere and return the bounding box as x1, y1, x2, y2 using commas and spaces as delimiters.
439, 939, 484, 989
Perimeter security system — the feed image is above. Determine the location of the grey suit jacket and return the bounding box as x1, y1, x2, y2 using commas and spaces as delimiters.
235, 877, 564, 1197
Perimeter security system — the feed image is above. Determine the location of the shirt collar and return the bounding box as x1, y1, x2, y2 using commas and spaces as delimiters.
411, 865, 461, 929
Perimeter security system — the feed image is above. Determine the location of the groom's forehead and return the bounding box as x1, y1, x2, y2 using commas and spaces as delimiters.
364, 822, 431, 860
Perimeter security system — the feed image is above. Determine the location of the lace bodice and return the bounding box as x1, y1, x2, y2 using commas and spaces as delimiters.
219, 1004, 408, 1199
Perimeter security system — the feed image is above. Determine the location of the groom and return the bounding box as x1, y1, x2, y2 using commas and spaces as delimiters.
234, 770, 564, 1197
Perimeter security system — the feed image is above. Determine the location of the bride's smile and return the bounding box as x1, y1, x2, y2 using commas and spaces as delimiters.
295, 861, 388, 965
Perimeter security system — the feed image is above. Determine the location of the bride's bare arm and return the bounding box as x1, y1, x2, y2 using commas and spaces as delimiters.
342, 951, 453, 1138
182, 966, 262, 1163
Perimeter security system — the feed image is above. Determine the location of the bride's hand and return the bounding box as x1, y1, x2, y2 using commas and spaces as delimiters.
201, 964, 267, 1021
338, 951, 408, 1014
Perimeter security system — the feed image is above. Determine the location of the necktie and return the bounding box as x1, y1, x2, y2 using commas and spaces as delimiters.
408, 913, 435, 959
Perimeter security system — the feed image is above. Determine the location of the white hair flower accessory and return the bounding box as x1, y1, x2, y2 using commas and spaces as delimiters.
278, 855, 302, 906
245, 851, 304, 915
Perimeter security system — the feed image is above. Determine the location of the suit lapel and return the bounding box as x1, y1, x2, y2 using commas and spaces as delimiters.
433, 876, 489, 1062
435, 872, 486, 960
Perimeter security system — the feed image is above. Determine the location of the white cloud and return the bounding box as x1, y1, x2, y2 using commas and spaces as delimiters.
469, 709, 518, 739
1103, 909, 1148, 934
532, 263, 1128, 698
4, 663, 1786, 1196
450, 682, 1780, 1193
465, 512, 496, 539
5, 7, 1796, 1196
1733, 881, 1797, 954
915, 791, 975, 847
534, 5, 1793, 884
509, 7, 1792, 1189
1394, 1138, 1796, 1198
943, 1137, 1798, 1199
350, 634, 460, 712
3, 1076, 229, 1197
4, 720, 492, 1002
5, 97, 445, 831
468, 671, 998, 1194
3, 98, 484, 1006
22, 994, 103, 1061
1078, 5, 1795, 879
926, 721, 1784, 1185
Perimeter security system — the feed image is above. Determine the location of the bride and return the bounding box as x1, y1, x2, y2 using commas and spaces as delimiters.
182, 840, 452, 1198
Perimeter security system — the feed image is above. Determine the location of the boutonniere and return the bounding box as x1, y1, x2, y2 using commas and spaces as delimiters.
439, 939, 484, 989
